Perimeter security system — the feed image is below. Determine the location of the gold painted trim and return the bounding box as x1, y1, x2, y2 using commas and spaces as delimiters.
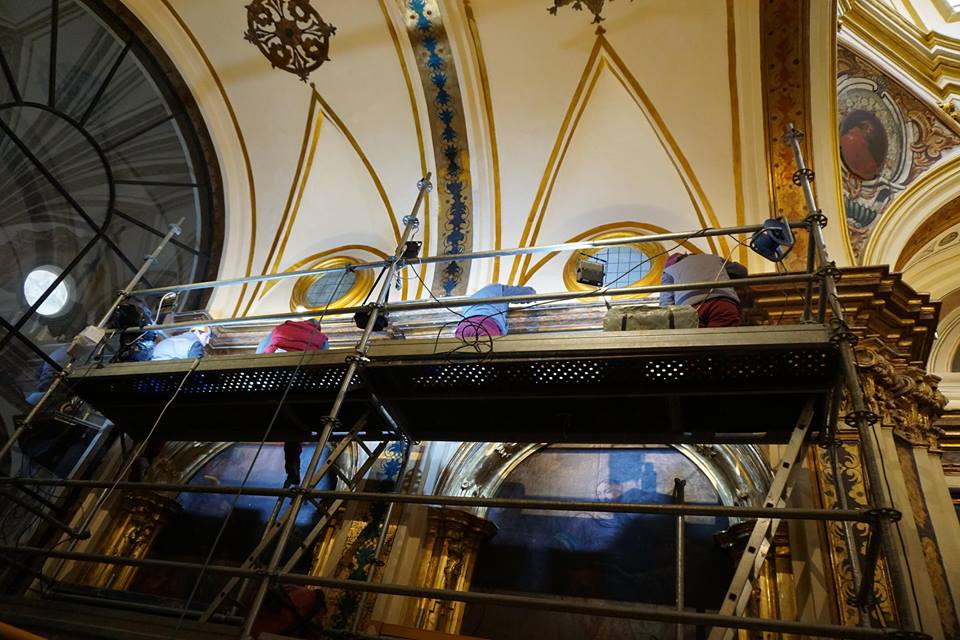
827, 1, 857, 266
259, 243, 388, 300
560, 232, 666, 299
464, 0, 502, 282
310, 88, 402, 247
290, 256, 373, 312
380, 0, 431, 299
509, 34, 726, 284
725, 0, 747, 265
159, 0, 258, 317
242, 91, 323, 316
308, 89, 407, 301
931, 0, 960, 24
520, 221, 704, 290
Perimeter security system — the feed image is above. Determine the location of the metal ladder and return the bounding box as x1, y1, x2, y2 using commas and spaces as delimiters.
707, 398, 815, 640
200, 414, 395, 622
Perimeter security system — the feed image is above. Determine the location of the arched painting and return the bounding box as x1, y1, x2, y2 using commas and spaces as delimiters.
840, 109, 887, 181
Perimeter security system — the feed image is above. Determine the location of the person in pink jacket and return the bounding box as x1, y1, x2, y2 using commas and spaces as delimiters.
257, 319, 329, 486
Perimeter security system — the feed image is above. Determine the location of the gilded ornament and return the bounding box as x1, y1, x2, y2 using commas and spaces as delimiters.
244, 0, 336, 82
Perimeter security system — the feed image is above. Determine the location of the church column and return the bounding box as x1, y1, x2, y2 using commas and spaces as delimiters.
850, 341, 952, 637
73, 491, 180, 590
885, 365, 959, 639
408, 507, 496, 634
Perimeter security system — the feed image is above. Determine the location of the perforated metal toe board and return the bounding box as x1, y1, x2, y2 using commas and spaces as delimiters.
70, 351, 370, 441
361, 325, 839, 443
70, 325, 837, 444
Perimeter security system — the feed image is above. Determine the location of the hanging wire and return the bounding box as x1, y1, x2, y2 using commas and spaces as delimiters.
171, 268, 351, 636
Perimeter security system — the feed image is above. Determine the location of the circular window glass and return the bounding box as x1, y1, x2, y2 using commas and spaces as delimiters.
593, 246, 651, 287
305, 270, 358, 307
24, 267, 70, 316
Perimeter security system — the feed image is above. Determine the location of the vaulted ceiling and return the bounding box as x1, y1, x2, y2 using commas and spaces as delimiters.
123, 0, 847, 319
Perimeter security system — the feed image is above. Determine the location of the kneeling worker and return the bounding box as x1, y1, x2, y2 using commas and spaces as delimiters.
455, 283, 537, 338
659, 253, 747, 328
257, 319, 329, 486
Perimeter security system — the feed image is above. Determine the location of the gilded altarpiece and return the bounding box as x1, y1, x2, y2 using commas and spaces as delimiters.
811, 339, 955, 635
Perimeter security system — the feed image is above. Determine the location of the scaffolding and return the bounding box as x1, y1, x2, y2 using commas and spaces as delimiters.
0, 128, 930, 639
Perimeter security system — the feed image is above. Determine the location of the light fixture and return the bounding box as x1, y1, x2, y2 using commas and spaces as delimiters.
575, 253, 606, 287
750, 217, 795, 262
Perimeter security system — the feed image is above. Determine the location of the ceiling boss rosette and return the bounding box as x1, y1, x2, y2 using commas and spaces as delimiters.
244, 0, 336, 82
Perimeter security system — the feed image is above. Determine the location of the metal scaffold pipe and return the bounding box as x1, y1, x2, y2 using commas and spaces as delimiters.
131, 221, 807, 297
0, 545, 917, 639
784, 124, 917, 632
0, 477, 876, 521
238, 174, 432, 639
125, 272, 816, 334
0, 219, 184, 465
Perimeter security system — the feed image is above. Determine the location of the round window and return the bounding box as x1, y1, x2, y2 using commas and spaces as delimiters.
23, 266, 71, 317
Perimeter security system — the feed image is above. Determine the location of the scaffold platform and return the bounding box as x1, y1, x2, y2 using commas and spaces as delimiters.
70, 324, 838, 444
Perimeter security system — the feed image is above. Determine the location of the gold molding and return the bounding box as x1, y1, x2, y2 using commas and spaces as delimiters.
311, 88, 402, 246
560, 232, 666, 299
725, 0, 748, 265
464, 0, 503, 283
242, 91, 323, 316
520, 220, 703, 288
841, 0, 960, 128
290, 255, 373, 312
260, 244, 389, 300
379, 0, 432, 299
158, 0, 258, 317
509, 33, 726, 284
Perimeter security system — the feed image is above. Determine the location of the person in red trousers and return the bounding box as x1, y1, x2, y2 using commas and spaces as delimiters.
660, 253, 747, 328
257, 319, 329, 486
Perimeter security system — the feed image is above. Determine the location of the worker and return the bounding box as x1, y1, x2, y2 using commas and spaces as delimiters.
258, 318, 329, 353
150, 325, 211, 360
251, 584, 326, 639
455, 283, 537, 339
659, 253, 747, 328
257, 319, 329, 486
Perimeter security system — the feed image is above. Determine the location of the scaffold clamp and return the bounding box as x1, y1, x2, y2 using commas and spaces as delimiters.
346, 353, 371, 366
865, 507, 902, 523
804, 210, 828, 228
844, 410, 879, 428
792, 167, 815, 186
828, 318, 858, 347
816, 262, 842, 280
783, 124, 805, 143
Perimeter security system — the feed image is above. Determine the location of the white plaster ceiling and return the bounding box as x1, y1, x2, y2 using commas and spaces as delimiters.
124, 0, 768, 318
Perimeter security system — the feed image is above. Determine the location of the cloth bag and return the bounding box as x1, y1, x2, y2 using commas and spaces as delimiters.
602, 304, 698, 331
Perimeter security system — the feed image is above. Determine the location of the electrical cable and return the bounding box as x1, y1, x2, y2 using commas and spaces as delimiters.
171, 268, 350, 637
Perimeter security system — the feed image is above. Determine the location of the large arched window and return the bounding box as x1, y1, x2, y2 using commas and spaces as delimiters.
462, 445, 734, 639
0, 0, 222, 413
130, 443, 333, 604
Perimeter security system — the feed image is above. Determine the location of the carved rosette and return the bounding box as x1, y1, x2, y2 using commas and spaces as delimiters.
76, 491, 181, 590
410, 507, 497, 634
244, 0, 336, 82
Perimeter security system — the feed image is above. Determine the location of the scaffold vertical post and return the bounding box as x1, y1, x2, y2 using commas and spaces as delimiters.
238, 175, 431, 640
673, 478, 686, 640
0, 219, 184, 466
784, 124, 917, 632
